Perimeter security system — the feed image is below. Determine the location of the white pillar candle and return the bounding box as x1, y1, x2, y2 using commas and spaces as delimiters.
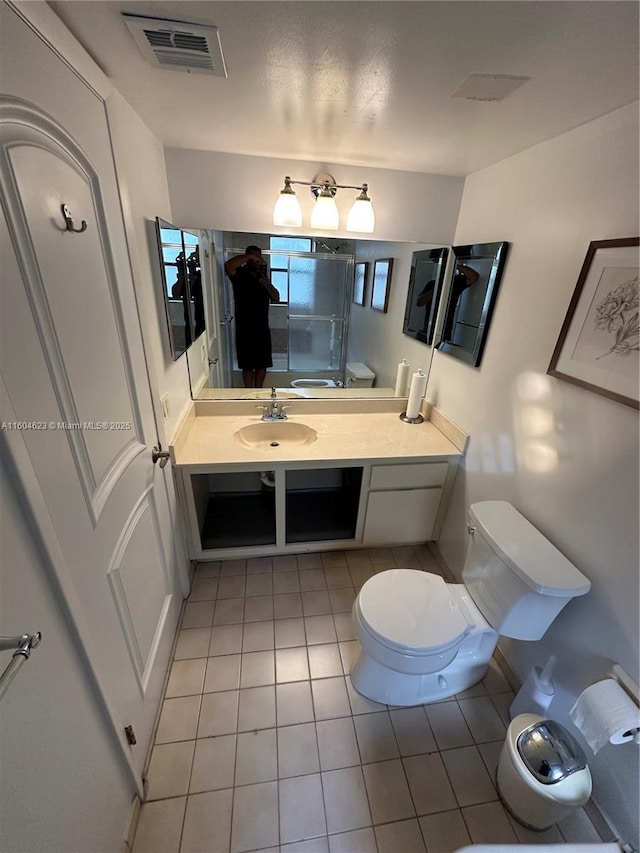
394, 359, 410, 396
405, 369, 427, 419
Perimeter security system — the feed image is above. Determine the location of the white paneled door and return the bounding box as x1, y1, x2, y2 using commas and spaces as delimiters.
0, 11, 183, 788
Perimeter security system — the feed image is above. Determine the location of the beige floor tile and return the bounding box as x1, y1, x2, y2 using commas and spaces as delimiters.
353, 712, 399, 764
194, 561, 221, 578
146, 741, 195, 800
308, 644, 343, 679
375, 818, 427, 853
274, 592, 304, 619
302, 590, 332, 616
424, 701, 473, 750
322, 767, 371, 834
180, 789, 233, 853
490, 691, 515, 726
332, 613, 356, 642
321, 551, 348, 568
344, 550, 372, 566
237, 685, 276, 731
509, 813, 564, 844
209, 624, 243, 656
245, 573, 274, 596
329, 587, 356, 614
305, 615, 337, 645
367, 547, 394, 564
481, 658, 513, 694
275, 617, 306, 648
156, 695, 201, 744
345, 676, 387, 715
220, 558, 246, 576
231, 781, 279, 853
296, 553, 323, 570
181, 601, 215, 629
403, 753, 457, 816
389, 706, 437, 756
217, 575, 246, 599
204, 654, 241, 693
557, 808, 602, 843
300, 569, 327, 591
280, 773, 327, 843
461, 802, 518, 844
276, 646, 310, 682
278, 722, 320, 778
241, 650, 275, 688
283, 839, 329, 853
477, 740, 503, 782
273, 554, 298, 572
244, 595, 275, 622
165, 658, 206, 698
246, 556, 273, 574
132, 796, 186, 853
274, 570, 301, 593
328, 827, 376, 853
338, 641, 358, 675
312, 677, 351, 720
441, 745, 497, 806
458, 697, 506, 743
316, 716, 361, 771
277, 681, 315, 726
242, 620, 275, 652
324, 568, 352, 589
198, 690, 239, 738
190, 735, 236, 793
419, 809, 471, 853
362, 759, 415, 824
235, 728, 277, 785
455, 682, 487, 699
174, 628, 211, 661
348, 565, 376, 587
213, 597, 245, 625
189, 577, 219, 602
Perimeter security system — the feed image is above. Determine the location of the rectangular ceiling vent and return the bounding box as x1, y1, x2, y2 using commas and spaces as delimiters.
122, 13, 227, 76
452, 74, 530, 102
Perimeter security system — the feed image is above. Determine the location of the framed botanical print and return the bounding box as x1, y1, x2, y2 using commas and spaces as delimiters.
547, 237, 639, 409
371, 258, 393, 313
353, 261, 368, 306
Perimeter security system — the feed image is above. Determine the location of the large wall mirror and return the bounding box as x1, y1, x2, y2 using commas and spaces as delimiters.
153, 225, 452, 398
155, 218, 204, 360
436, 241, 509, 368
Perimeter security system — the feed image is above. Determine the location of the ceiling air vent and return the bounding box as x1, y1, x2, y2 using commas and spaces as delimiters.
122, 13, 227, 76
452, 74, 530, 102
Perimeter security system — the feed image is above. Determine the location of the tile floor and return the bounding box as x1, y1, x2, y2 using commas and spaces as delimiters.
132, 546, 603, 853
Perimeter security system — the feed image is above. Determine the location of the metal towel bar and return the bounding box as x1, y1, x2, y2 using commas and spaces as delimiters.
0, 632, 42, 701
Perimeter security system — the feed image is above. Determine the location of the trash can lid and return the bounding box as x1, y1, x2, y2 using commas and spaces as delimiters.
517, 720, 587, 785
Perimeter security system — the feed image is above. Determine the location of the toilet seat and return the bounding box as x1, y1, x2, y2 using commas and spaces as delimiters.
357, 569, 471, 653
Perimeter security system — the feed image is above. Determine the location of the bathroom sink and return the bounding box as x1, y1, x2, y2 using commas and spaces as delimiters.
240, 390, 303, 400
233, 421, 318, 449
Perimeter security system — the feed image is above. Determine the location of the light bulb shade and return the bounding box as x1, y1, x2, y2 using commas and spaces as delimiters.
347, 197, 375, 233
273, 190, 302, 227
310, 194, 339, 230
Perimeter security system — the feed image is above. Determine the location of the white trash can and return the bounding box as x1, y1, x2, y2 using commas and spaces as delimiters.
497, 713, 592, 830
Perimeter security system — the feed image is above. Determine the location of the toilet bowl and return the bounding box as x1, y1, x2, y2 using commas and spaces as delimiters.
350, 501, 592, 706
290, 378, 339, 388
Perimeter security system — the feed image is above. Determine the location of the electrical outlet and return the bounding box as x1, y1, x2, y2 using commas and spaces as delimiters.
160, 393, 170, 421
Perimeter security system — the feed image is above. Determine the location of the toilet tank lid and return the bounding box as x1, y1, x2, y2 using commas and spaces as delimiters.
346, 361, 375, 378
469, 501, 591, 598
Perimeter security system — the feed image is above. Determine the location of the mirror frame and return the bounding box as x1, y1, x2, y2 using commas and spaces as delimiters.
436, 241, 509, 367
402, 247, 449, 346
155, 218, 202, 360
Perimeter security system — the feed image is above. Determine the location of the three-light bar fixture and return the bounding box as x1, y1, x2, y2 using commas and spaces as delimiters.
273, 172, 375, 233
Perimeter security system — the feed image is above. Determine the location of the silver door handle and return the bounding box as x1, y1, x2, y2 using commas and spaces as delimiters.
152, 444, 171, 468
208, 357, 219, 366
0, 632, 42, 701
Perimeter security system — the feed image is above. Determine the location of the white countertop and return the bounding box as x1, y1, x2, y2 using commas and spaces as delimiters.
171, 409, 463, 468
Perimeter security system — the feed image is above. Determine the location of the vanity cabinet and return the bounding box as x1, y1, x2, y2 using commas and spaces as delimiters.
178, 458, 457, 559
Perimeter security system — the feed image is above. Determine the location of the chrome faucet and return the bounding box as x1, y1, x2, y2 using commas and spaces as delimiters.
257, 388, 289, 421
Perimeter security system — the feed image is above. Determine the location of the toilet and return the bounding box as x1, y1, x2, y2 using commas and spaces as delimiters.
351, 501, 591, 706
345, 361, 375, 387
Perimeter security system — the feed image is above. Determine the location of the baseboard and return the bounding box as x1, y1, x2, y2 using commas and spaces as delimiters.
122, 795, 141, 853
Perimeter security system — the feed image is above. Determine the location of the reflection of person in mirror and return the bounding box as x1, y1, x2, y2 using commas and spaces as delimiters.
225, 246, 280, 388
443, 262, 480, 341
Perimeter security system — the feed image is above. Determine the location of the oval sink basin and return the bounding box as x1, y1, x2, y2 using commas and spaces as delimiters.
234, 421, 318, 449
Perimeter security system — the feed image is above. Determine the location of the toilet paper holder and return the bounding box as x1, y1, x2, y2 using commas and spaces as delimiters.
609, 664, 640, 745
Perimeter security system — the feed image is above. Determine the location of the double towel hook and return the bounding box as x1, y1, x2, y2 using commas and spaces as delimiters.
61, 203, 87, 233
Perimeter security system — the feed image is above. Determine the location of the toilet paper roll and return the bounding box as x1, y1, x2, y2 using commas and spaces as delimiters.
569, 678, 640, 754
405, 369, 428, 419
394, 359, 410, 396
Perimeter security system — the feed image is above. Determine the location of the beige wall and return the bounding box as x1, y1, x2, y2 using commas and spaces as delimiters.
427, 101, 639, 846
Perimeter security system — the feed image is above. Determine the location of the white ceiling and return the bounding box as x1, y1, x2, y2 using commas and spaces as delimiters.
49, 1, 639, 176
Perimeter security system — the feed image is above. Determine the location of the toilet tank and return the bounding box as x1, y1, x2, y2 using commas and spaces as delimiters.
345, 362, 375, 387
462, 501, 591, 641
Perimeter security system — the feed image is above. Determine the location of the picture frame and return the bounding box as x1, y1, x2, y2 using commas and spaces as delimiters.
371, 258, 393, 312
547, 237, 639, 410
353, 261, 368, 306
402, 247, 449, 345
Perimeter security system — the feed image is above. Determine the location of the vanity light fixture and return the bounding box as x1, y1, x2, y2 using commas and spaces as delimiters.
273, 173, 375, 233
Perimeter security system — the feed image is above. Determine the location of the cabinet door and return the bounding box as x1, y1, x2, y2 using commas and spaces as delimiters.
363, 488, 443, 545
